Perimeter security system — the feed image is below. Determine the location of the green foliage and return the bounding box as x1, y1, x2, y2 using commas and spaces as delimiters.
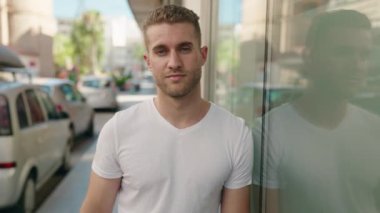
216, 37, 240, 72
53, 34, 74, 69
71, 10, 105, 75
112, 72, 132, 90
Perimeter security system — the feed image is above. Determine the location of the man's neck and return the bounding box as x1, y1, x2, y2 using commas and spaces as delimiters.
293, 89, 348, 130
154, 90, 210, 129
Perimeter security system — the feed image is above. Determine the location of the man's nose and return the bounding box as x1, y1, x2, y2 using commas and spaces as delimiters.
168, 51, 182, 70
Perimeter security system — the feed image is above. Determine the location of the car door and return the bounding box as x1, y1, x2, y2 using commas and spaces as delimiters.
22, 89, 52, 179
37, 89, 69, 168
58, 83, 92, 135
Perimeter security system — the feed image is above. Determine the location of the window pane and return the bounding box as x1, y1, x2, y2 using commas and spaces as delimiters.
60, 84, 77, 101
37, 90, 59, 120
16, 93, 29, 129
25, 89, 45, 124
250, 1, 380, 212
0, 95, 12, 135
213, 0, 260, 126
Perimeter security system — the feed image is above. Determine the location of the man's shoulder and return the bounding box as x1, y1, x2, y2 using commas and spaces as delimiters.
349, 104, 380, 125
210, 103, 247, 127
114, 99, 153, 122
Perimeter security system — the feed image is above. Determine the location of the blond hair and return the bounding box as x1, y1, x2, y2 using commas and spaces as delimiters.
143, 5, 201, 47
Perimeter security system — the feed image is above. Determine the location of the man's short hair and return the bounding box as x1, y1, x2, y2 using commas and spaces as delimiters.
143, 4, 201, 47
305, 10, 371, 51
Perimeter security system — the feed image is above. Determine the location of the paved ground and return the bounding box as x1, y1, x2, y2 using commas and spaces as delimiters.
37, 144, 97, 213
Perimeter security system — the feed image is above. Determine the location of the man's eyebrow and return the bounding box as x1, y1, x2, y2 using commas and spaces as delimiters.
152, 44, 167, 51
178, 42, 193, 47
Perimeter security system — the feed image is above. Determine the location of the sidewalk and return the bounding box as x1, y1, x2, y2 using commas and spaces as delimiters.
37, 142, 103, 213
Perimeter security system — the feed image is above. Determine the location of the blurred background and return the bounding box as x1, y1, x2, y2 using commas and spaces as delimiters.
1, 0, 380, 212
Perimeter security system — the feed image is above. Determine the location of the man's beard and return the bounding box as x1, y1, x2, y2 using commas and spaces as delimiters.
157, 70, 202, 98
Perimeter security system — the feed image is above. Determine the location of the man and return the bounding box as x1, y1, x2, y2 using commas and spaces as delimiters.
252, 10, 380, 213
81, 5, 252, 213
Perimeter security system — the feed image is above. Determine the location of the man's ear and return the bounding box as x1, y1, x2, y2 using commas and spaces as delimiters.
144, 54, 151, 69
200, 46, 208, 65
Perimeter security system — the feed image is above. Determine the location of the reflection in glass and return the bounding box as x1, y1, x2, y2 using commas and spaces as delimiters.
253, 9, 380, 213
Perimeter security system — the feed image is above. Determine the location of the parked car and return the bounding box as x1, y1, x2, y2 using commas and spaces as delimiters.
140, 71, 156, 91
77, 75, 118, 110
0, 50, 72, 211
32, 78, 95, 137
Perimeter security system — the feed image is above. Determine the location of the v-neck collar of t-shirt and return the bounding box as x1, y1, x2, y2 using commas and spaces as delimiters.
149, 99, 214, 134
287, 103, 354, 134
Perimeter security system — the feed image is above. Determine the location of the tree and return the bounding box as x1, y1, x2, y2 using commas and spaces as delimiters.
53, 34, 74, 70
71, 10, 104, 75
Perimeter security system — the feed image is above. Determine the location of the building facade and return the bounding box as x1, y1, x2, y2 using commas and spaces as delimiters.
0, 0, 57, 77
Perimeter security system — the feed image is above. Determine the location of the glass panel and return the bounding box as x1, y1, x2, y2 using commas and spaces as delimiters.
40, 85, 51, 94
213, 0, 260, 126
25, 89, 45, 124
60, 84, 77, 102
37, 90, 59, 120
16, 93, 29, 129
82, 79, 112, 88
251, 1, 380, 212
82, 79, 102, 88
0, 95, 12, 135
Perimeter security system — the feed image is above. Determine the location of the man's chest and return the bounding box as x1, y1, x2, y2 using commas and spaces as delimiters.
117, 133, 232, 194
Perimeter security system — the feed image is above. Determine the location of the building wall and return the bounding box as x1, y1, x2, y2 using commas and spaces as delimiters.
7, 0, 57, 77
0, 0, 9, 45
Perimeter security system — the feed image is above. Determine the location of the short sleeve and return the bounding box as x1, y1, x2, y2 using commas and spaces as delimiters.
92, 114, 123, 179
224, 125, 253, 189
252, 118, 280, 189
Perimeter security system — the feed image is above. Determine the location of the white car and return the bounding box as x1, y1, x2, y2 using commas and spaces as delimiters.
77, 76, 118, 111
0, 81, 72, 212
32, 78, 95, 137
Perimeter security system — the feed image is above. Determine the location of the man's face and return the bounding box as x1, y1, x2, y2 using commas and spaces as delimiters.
306, 27, 372, 98
144, 23, 208, 98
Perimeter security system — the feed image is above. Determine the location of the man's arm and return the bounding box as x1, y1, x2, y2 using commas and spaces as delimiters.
80, 171, 121, 213
220, 186, 250, 213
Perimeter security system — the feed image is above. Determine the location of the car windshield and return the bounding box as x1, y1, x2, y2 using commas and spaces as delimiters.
82, 79, 111, 88
40, 85, 51, 94
0, 95, 12, 136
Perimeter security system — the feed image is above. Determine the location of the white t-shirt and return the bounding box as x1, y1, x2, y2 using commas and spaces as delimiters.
92, 99, 253, 213
253, 103, 380, 213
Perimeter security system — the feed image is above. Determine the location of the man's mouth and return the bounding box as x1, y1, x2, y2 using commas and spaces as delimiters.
167, 74, 186, 81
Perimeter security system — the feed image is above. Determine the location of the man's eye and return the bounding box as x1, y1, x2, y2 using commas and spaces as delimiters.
180, 46, 191, 53
155, 49, 167, 56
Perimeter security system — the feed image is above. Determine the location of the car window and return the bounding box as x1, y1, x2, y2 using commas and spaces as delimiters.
37, 90, 59, 120
25, 89, 45, 124
16, 93, 29, 129
82, 79, 101, 88
60, 84, 78, 102
40, 85, 51, 94
82, 79, 111, 88
0, 95, 12, 135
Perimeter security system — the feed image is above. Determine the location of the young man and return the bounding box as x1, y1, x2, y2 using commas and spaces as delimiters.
252, 10, 380, 213
81, 5, 252, 213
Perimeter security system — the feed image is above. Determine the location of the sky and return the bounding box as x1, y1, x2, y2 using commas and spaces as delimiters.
219, 0, 241, 24
53, 0, 133, 19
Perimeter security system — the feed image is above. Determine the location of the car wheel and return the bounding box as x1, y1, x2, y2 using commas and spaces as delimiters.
59, 140, 72, 174
16, 175, 36, 213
